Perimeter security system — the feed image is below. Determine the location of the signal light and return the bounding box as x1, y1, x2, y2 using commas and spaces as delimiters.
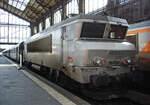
94, 57, 106, 66
123, 59, 127, 65
122, 57, 132, 65
68, 57, 73, 63
102, 60, 106, 65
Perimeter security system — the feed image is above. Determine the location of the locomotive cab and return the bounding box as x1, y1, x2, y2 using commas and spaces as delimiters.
63, 17, 137, 89
20, 14, 142, 99
67, 21, 135, 67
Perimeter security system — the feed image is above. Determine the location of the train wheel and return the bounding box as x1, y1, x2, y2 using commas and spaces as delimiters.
47, 69, 53, 80
49, 70, 57, 82
40, 66, 49, 76
27, 62, 32, 68
56, 72, 67, 87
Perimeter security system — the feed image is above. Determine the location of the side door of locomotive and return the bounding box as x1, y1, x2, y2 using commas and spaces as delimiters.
61, 26, 68, 68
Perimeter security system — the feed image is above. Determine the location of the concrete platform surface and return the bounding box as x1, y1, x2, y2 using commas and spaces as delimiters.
0, 56, 80, 105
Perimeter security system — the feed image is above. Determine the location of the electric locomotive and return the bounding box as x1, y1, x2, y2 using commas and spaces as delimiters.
4, 14, 141, 99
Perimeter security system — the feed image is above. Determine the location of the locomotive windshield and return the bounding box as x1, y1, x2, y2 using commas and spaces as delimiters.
81, 22, 105, 38
108, 25, 128, 39
80, 22, 128, 39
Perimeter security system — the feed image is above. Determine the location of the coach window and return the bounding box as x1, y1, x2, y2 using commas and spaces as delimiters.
27, 35, 52, 53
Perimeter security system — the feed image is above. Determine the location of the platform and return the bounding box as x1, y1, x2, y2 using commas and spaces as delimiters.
0, 56, 90, 105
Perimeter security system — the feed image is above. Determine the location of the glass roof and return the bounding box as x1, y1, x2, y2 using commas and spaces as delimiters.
9, 0, 30, 11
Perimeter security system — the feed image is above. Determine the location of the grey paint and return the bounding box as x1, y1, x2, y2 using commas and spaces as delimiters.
4, 14, 135, 84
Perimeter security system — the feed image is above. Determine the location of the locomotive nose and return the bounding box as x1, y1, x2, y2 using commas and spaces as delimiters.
75, 41, 135, 67
93, 56, 106, 66
90, 75, 112, 87
90, 70, 143, 88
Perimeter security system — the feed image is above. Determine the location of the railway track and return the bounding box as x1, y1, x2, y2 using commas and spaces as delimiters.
24, 66, 150, 105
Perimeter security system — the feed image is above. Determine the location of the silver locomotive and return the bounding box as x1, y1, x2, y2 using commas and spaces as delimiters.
3, 14, 139, 99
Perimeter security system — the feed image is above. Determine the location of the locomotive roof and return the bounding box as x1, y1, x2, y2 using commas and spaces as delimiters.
39, 14, 128, 34
57, 14, 128, 25
54, 14, 127, 27
28, 14, 128, 42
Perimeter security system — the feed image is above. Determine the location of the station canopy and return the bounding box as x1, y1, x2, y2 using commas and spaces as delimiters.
0, 0, 62, 23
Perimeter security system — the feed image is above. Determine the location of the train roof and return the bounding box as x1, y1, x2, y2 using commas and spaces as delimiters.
58, 14, 128, 25
27, 14, 128, 43
40, 14, 128, 34
129, 20, 150, 29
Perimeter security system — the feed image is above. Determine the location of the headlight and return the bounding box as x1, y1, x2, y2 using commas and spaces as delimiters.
93, 57, 106, 66
68, 56, 73, 63
127, 59, 131, 63
122, 57, 132, 65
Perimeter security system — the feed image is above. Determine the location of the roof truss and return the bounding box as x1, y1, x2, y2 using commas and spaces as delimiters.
0, 0, 66, 23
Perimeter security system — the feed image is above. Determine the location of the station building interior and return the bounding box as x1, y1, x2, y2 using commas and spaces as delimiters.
0, 0, 150, 105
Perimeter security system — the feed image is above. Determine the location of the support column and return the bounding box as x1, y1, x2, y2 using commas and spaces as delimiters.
79, 0, 85, 14
37, 23, 39, 33
30, 23, 34, 36
42, 20, 45, 30
62, 0, 67, 20
50, 11, 54, 26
